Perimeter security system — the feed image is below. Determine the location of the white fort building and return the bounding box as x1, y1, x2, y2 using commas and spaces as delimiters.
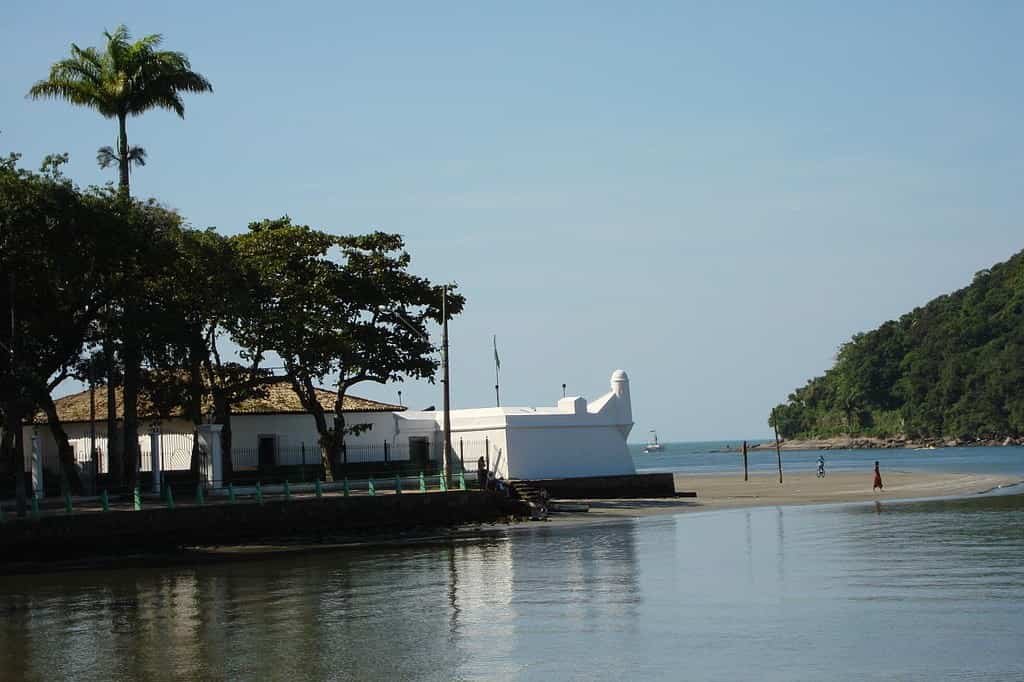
24, 370, 637, 487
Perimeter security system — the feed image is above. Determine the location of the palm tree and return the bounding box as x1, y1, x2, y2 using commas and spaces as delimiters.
28, 25, 211, 487
97, 143, 146, 174
27, 24, 212, 195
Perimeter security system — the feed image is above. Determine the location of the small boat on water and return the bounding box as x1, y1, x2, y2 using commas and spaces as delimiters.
643, 430, 665, 453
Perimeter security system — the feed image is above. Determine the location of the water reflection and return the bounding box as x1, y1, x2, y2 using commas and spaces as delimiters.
744, 509, 753, 581
776, 506, 785, 586
2, 495, 1023, 680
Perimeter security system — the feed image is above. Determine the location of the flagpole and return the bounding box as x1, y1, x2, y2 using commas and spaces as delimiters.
493, 335, 500, 407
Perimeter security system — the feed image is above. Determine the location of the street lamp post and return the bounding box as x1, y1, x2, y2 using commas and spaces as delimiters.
440, 286, 453, 483
384, 287, 454, 482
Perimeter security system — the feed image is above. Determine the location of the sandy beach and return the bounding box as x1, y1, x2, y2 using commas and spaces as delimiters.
558, 470, 1020, 520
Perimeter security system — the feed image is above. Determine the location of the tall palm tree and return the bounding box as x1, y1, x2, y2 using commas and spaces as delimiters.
27, 24, 212, 194
28, 25, 211, 487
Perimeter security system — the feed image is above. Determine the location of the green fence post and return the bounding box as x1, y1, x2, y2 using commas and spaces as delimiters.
133, 486, 142, 511
256, 481, 263, 505
440, 473, 448, 492
419, 471, 426, 492
394, 474, 402, 494
315, 479, 323, 498
228, 482, 236, 504
458, 472, 466, 491
165, 485, 175, 510
368, 477, 376, 496
31, 496, 40, 520
343, 478, 350, 497
195, 483, 205, 506
283, 479, 291, 501
100, 489, 110, 512
64, 491, 73, 514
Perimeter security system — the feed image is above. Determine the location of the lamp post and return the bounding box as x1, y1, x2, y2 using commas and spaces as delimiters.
440, 286, 453, 483
384, 287, 454, 482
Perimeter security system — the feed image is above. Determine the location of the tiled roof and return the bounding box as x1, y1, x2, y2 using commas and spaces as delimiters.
35, 378, 403, 425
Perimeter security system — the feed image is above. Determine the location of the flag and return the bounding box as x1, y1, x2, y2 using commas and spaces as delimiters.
493, 335, 500, 370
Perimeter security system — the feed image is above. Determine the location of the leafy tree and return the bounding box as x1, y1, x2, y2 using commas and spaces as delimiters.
233, 218, 464, 479
0, 154, 133, 502
147, 227, 274, 483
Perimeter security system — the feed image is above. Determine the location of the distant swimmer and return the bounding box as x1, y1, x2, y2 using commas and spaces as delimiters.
873, 461, 883, 491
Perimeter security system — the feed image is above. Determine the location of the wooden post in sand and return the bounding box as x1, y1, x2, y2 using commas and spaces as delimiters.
772, 409, 783, 484
742, 440, 748, 481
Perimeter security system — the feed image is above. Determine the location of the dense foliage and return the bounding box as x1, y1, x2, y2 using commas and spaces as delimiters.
3, 23, 455, 514
770, 249, 1024, 440
1, 154, 461, 502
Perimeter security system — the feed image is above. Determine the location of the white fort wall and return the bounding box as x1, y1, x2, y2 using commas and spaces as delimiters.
401, 370, 636, 480
24, 369, 637, 482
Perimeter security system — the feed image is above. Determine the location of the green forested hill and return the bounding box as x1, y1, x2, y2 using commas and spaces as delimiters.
770, 249, 1024, 440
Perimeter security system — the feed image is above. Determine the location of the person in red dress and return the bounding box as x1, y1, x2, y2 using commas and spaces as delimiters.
873, 461, 883, 491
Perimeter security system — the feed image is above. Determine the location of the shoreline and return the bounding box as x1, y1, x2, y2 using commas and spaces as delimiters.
546, 471, 1021, 522
745, 436, 1024, 452
4, 471, 1019, 574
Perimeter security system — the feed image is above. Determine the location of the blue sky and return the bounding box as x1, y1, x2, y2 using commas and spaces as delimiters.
4, 2, 1022, 440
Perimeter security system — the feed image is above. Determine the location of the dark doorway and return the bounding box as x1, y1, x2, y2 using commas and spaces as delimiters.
257, 435, 277, 475
409, 437, 430, 470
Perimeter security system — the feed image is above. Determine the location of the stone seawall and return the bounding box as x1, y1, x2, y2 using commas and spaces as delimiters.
526, 473, 677, 499
0, 491, 524, 561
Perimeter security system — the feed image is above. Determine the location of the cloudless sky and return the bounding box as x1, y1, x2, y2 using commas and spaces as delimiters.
4, 1, 1022, 440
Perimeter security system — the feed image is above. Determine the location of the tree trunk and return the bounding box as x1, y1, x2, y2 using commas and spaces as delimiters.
104, 340, 121, 486
330, 391, 348, 482
122, 338, 141, 490
187, 346, 204, 480
7, 410, 26, 517
0, 427, 11, 476
38, 391, 82, 493
288, 373, 333, 482
212, 390, 234, 485
220, 403, 234, 486
118, 113, 130, 195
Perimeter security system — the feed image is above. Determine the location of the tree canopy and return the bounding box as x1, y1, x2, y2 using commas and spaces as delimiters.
1, 154, 462, 500
771, 249, 1024, 440
0, 154, 143, 493
233, 217, 463, 478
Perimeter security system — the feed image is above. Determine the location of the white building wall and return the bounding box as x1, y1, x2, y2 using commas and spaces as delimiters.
23, 418, 195, 474
504, 424, 634, 479
23, 370, 636, 482
396, 370, 636, 480
23, 411, 406, 473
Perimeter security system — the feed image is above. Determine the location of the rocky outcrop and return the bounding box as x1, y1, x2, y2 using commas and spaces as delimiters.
750, 435, 1024, 451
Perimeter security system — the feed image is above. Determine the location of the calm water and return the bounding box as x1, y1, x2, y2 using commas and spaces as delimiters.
633, 441, 1024, 479
2, 448, 1023, 680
